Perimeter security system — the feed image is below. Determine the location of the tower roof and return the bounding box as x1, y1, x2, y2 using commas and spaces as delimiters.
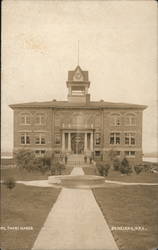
68, 65, 89, 81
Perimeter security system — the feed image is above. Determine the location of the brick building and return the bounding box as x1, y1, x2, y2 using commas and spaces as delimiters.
10, 65, 147, 163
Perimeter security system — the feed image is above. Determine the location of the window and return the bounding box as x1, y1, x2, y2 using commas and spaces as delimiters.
110, 133, 120, 145
35, 150, 46, 156
125, 114, 136, 126
111, 114, 121, 126
35, 134, 46, 145
125, 133, 136, 145
125, 151, 135, 157
20, 113, 31, 125
35, 113, 45, 125
95, 151, 100, 156
20, 133, 30, 144
95, 133, 101, 145
115, 151, 120, 156
55, 135, 61, 144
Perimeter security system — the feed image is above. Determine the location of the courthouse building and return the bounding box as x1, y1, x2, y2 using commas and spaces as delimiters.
10, 65, 147, 163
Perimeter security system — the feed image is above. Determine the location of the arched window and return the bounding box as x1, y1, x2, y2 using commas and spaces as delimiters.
20, 113, 31, 125
124, 113, 136, 126
110, 113, 121, 126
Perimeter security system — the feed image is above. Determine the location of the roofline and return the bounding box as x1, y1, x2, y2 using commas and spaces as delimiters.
9, 103, 148, 110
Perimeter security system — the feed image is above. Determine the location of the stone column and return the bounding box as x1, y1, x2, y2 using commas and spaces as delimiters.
68, 132, 71, 152
90, 132, 93, 152
62, 132, 65, 152
84, 132, 88, 153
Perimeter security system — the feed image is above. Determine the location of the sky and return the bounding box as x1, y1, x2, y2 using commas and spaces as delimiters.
2, 0, 157, 154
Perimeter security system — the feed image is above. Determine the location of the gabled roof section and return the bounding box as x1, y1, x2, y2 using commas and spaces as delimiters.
68, 65, 89, 81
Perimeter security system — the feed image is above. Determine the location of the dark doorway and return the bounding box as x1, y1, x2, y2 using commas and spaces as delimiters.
71, 133, 84, 154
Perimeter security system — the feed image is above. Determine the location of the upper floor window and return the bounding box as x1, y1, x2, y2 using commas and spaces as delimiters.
111, 114, 121, 126
124, 113, 136, 126
20, 113, 31, 125
110, 132, 120, 145
55, 134, 61, 145
20, 133, 30, 144
35, 134, 46, 145
35, 113, 45, 125
125, 133, 136, 145
95, 133, 101, 145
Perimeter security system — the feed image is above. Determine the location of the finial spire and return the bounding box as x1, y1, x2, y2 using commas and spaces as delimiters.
77, 40, 79, 65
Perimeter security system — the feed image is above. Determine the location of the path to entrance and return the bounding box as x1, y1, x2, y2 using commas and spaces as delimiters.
32, 167, 119, 250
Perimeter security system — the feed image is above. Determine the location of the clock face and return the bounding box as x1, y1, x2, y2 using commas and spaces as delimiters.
75, 72, 81, 79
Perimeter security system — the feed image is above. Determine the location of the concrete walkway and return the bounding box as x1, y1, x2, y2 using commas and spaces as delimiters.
32, 167, 118, 250
105, 180, 158, 186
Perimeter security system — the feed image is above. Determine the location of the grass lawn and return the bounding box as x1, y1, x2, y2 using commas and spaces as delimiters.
1, 166, 73, 181
83, 167, 158, 183
0, 183, 61, 250
93, 186, 158, 250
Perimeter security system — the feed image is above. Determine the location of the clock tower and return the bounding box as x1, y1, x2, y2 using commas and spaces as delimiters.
66, 65, 90, 103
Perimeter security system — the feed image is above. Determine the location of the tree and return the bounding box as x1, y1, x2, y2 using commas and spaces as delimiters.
119, 158, 132, 175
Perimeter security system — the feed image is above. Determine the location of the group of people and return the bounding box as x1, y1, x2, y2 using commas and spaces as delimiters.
58, 153, 93, 165
84, 155, 93, 164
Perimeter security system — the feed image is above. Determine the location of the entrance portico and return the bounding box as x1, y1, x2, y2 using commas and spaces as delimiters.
61, 129, 94, 155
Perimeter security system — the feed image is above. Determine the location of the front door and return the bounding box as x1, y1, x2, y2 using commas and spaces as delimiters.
71, 133, 84, 154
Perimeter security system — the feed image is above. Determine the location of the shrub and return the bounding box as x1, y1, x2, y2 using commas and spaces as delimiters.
4, 177, 16, 190
15, 149, 35, 172
134, 165, 143, 175
56, 162, 65, 175
120, 158, 132, 175
96, 161, 110, 177
143, 164, 150, 172
50, 161, 65, 175
50, 166, 56, 175
34, 157, 51, 174
113, 159, 121, 171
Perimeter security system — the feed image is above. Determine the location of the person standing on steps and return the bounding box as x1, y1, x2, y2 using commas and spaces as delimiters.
84, 155, 87, 163
89, 156, 92, 164
65, 155, 68, 164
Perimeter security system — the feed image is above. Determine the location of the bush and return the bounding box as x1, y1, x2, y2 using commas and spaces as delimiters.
50, 161, 65, 175
134, 165, 143, 175
143, 164, 150, 172
4, 177, 16, 190
56, 162, 65, 175
96, 161, 110, 176
113, 159, 121, 171
15, 149, 35, 172
15, 150, 51, 174
119, 158, 132, 175
34, 157, 51, 174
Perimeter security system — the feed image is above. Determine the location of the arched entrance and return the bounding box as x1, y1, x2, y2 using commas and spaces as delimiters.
71, 133, 84, 154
